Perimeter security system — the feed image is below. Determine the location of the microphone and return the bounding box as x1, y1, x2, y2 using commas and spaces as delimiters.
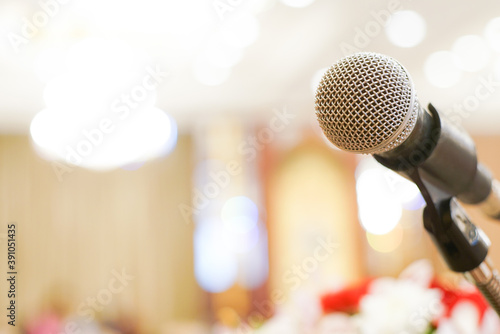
315, 52, 500, 220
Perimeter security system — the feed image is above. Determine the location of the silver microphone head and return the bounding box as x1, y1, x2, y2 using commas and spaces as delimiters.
315, 52, 420, 154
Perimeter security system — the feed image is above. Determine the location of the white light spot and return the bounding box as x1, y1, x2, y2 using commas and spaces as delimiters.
424, 51, 462, 88
220, 12, 260, 48
452, 35, 491, 72
280, 0, 316, 8
484, 17, 500, 52
384, 171, 425, 210
199, 39, 243, 68
221, 196, 259, 234
356, 169, 403, 235
34, 48, 67, 83
31, 38, 176, 171
194, 218, 237, 293
193, 55, 231, 86
385, 10, 426, 48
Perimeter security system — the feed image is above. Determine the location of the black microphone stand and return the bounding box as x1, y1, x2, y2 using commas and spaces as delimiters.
409, 168, 500, 316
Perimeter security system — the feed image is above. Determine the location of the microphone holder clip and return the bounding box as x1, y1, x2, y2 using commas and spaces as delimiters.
408, 168, 500, 317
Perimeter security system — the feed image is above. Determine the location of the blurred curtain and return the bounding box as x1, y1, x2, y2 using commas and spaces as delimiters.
0, 135, 202, 332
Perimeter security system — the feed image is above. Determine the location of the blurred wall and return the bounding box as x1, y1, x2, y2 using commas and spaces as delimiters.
268, 139, 364, 299
0, 135, 202, 332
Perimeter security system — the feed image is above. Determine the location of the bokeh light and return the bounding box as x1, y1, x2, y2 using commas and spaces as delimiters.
30, 38, 177, 170
484, 17, 500, 52
366, 224, 404, 253
356, 169, 403, 235
34, 47, 67, 83
385, 10, 426, 48
280, 0, 316, 8
384, 171, 425, 210
452, 35, 491, 72
424, 51, 462, 88
200, 40, 243, 69
194, 218, 238, 293
221, 196, 259, 234
237, 227, 269, 289
193, 55, 232, 86
220, 12, 260, 48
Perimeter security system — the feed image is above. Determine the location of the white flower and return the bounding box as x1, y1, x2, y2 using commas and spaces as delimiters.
437, 301, 500, 334
480, 308, 500, 334
254, 313, 302, 334
356, 278, 443, 334
315, 314, 357, 334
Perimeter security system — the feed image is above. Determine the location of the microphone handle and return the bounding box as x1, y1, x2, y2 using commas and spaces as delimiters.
376, 103, 500, 220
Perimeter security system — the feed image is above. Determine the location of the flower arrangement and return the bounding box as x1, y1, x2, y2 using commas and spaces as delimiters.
253, 260, 500, 334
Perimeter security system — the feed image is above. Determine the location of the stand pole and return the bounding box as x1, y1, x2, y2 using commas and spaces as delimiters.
465, 258, 500, 315
422, 197, 500, 317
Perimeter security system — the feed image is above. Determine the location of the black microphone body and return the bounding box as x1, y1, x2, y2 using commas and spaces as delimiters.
315, 52, 500, 219
374, 102, 493, 206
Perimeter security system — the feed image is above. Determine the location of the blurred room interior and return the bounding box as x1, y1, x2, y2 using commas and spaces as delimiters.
1, 0, 500, 333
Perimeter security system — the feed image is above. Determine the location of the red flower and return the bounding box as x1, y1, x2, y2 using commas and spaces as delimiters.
321, 279, 373, 314
430, 279, 489, 323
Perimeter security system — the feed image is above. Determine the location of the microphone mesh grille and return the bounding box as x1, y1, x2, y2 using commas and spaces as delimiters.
315, 52, 419, 154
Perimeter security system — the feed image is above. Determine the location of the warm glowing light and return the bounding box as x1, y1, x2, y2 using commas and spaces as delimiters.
31, 107, 177, 170
193, 55, 231, 86
484, 17, 500, 52
65, 38, 136, 78
452, 35, 491, 72
245, 0, 276, 14
199, 38, 243, 68
424, 51, 462, 88
73, 0, 213, 39
356, 169, 403, 235
34, 48, 66, 83
31, 38, 176, 170
220, 12, 260, 48
366, 224, 404, 253
280, 0, 316, 8
385, 10, 426, 48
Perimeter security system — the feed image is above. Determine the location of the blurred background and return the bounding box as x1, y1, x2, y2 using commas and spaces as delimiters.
1, 0, 500, 332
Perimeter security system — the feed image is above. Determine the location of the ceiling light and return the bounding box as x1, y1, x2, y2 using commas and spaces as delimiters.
31, 38, 176, 171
